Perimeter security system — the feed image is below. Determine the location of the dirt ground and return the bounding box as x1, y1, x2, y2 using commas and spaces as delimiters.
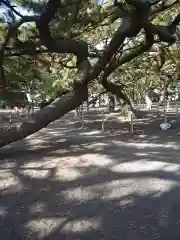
0, 107, 180, 239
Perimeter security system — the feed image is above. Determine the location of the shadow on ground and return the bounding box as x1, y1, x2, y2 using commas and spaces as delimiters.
0, 108, 180, 239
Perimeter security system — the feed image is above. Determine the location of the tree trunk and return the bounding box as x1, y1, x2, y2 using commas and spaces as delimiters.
108, 93, 115, 112
0, 85, 88, 148
101, 77, 136, 119
159, 89, 167, 106
101, 77, 133, 112
159, 76, 172, 105
88, 91, 106, 107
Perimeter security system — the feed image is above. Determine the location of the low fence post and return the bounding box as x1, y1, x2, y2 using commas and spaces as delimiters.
101, 110, 105, 132
130, 111, 134, 133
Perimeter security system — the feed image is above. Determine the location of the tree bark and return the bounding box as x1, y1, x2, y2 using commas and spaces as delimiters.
108, 93, 115, 112
101, 77, 133, 111
88, 91, 106, 106
0, 85, 88, 147
159, 76, 173, 105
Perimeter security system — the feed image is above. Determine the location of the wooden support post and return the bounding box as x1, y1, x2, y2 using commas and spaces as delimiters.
164, 108, 167, 124
157, 104, 160, 115
101, 110, 105, 132
86, 100, 89, 112
81, 106, 84, 128
130, 111, 134, 133
31, 105, 34, 115
17, 109, 20, 120
176, 103, 178, 116
28, 106, 30, 116
9, 111, 12, 124
166, 99, 170, 112
74, 108, 79, 121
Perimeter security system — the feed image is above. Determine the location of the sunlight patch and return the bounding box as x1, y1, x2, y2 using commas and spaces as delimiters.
21, 156, 69, 169
55, 168, 82, 181
62, 218, 101, 233
163, 164, 180, 173
135, 152, 148, 157
22, 161, 48, 168
0, 206, 7, 216
113, 140, 180, 150
111, 160, 169, 173
3, 182, 23, 194
89, 178, 178, 201
0, 162, 16, 169
80, 130, 101, 135
21, 137, 47, 150
79, 153, 112, 166
62, 187, 97, 201
99, 179, 138, 200
29, 203, 45, 214
0, 170, 20, 190
25, 218, 66, 238
20, 169, 50, 179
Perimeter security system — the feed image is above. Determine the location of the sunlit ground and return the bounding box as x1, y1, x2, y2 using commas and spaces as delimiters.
0, 107, 180, 239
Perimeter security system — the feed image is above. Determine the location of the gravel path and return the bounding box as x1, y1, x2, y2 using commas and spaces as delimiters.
0, 108, 180, 239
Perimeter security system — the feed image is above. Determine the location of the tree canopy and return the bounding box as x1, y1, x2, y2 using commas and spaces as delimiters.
0, 0, 179, 147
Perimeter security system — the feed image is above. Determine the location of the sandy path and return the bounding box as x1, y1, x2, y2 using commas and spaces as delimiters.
0, 109, 180, 239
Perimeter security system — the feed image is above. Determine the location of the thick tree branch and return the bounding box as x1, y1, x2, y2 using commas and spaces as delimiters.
101, 35, 154, 81
1, 0, 23, 18
36, 0, 89, 68
4, 49, 99, 59
0, 11, 142, 147
4, 49, 49, 57
84, 16, 142, 84
101, 12, 180, 82
168, 13, 180, 34
0, 15, 38, 88
101, 77, 133, 110
149, 13, 180, 44
0, 85, 88, 148
150, 0, 179, 16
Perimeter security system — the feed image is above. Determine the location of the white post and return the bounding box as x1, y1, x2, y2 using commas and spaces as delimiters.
86, 100, 89, 112
81, 106, 84, 128
16, 108, 20, 120
166, 99, 170, 112
31, 104, 34, 114
27, 106, 30, 116
145, 95, 152, 111
9, 110, 12, 124
130, 111, 134, 133
164, 108, 167, 124
176, 102, 178, 116
101, 110, 105, 132
74, 109, 77, 120
157, 104, 160, 115
74, 108, 79, 121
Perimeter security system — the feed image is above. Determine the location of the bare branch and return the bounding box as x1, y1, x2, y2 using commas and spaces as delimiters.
101, 34, 154, 81
36, 0, 89, 69
168, 13, 180, 34
0, 15, 38, 88
4, 49, 49, 57
149, 13, 180, 44
150, 0, 179, 16
1, 0, 23, 18
101, 77, 133, 110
